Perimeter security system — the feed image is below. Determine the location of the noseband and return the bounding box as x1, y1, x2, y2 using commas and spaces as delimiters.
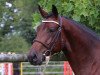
33, 16, 62, 56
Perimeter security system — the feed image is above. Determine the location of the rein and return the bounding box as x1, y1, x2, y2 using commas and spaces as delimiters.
33, 16, 62, 56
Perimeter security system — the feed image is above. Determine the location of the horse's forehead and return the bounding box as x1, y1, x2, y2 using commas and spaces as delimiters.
35, 18, 58, 31
36, 24, 47, 32
44, 17, 58, 21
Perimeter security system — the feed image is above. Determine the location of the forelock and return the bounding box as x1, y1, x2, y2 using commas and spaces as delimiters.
45, 12, 53, 18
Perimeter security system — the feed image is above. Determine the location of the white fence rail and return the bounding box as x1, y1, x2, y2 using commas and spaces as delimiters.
22, 61, 73, 75
0, 53, 67, 62
0, 54, 73, 75
0, 61, 74, 75
0, 54, 27, 62
22, 61, 64, 75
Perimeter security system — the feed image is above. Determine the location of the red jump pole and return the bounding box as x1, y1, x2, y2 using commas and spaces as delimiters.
64, 61, 74, 75
64, 61, 67, 75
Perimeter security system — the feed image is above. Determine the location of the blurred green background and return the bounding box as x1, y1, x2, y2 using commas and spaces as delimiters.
0, 0, 100, 55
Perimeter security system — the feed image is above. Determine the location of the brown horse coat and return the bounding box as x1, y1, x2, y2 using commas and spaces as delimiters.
28, 5, 100, 75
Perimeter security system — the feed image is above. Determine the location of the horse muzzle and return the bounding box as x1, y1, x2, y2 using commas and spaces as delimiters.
28, 53, 45, 65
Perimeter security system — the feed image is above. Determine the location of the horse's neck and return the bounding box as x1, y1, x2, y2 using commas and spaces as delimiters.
62, 18, 99, 51
62, 18, 100, 75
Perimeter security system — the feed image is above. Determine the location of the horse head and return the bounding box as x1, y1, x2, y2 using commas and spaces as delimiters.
28, 5, 63, 65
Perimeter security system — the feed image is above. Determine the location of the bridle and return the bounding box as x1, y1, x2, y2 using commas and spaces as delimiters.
33, 16, 62, 56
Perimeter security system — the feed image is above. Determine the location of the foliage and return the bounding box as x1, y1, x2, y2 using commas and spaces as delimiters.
13, 0, 38, 44
32, 0, 100, 33
0, 0, 38, 52
0, 0, 38, 44
0, 35, 29, 53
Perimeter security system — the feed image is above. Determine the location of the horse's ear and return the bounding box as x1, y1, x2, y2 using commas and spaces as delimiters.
38, 5, 48, 18
52, 5, 58, 18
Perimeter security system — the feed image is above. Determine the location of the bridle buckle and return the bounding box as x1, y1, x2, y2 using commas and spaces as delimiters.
43, 50, 51, 56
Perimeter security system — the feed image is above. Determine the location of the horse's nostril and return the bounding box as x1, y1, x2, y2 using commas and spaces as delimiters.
33, 58, 37, 62
32, 54, 37, 61
33, 54, 37, 58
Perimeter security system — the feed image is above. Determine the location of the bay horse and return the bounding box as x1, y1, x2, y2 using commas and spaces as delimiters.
28, 5, 100, 75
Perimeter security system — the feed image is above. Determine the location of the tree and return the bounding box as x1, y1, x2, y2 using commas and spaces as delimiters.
13, 0, 38, 44
0, 0, 38, 44
0, 0, 38, 52
0, 35, 29, 53
33, 0, 100, 33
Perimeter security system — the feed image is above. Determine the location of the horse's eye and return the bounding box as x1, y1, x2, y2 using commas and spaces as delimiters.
49, 28, 56, 32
